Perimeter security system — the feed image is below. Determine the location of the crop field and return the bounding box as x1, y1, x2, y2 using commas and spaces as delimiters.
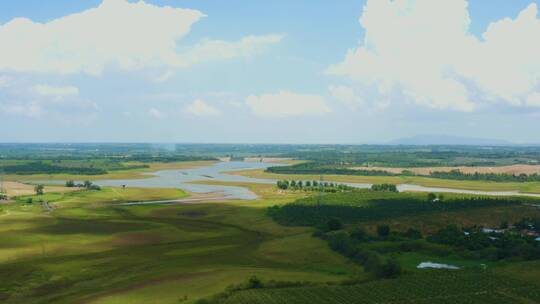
223, 270, 540, 304
268, 191, 533, 226
350, 164, 540, 175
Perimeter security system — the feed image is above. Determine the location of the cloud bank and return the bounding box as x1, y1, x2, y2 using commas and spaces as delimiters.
328, 0, 540, 111
0, 0, 282, 75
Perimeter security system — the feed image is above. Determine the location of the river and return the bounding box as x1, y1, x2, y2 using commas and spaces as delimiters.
30, 161, 540, 201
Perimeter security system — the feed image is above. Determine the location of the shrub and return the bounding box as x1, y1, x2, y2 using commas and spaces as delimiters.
327, 218, 343, 231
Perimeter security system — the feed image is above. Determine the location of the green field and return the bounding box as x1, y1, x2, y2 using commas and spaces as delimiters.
2, 164, 540, 303
0, 184, 358, 303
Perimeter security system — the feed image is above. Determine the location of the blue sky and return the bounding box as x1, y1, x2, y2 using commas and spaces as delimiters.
0, 0, 539, 143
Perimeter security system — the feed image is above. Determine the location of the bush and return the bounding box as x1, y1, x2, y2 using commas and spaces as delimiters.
327, 218, 343, 231
350, 227, 369, 242
377, 225, 390, 237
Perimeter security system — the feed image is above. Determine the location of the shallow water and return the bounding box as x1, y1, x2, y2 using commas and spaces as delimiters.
417, 262, 460, 269
29, 161, 540, 200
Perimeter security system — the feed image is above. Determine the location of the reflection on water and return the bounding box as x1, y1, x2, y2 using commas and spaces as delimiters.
29, 161, 540, 200
94, 161, 280, 200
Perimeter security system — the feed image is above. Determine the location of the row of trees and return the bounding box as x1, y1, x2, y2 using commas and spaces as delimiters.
2, 162, 107, 175
276, 180, 355, 192
66, 180, 101, 190
370, 184, 398, 192
429, 170, 540, 182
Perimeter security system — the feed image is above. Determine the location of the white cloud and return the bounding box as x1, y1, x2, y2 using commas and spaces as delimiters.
185, 99, 221, 116
527, 92, 540, 107
0, 0, 281, 75
148, 107, 165, 119
32, 85, 79, 98
327, 0, 540, 112
328, 85, 363, 109
0, 79, 95, 119
245, 91, 330, 117
175, 34, 284, 67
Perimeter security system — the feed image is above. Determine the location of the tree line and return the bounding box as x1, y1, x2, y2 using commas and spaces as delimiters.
276, 180, 355, 192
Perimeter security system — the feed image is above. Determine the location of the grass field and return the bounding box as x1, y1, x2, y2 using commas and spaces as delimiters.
228, 169, 540, 193
2, 172, 540, 303
0, 182, 358, 303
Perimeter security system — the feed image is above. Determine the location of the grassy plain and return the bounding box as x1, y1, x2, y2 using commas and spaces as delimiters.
228, 168, 540, 193
0, 181, 358, 303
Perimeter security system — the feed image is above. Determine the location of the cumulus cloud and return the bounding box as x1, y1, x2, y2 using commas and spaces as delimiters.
327, 0, 540, 111
0, 0, 282, 75
0, 81, 96, 120
185, 99, 221, 116
245, 91, 330, 117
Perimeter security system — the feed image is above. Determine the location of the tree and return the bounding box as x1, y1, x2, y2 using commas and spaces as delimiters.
327, 218, 343, 231
377, 259, 402, 278
427, 193, 437, 202
276, 181, 289, 190
65, 180, 75, 187
34, 184, 44, 195
351, 227, 368, 241
377, 225, 390, 237
83, 180, 93, 189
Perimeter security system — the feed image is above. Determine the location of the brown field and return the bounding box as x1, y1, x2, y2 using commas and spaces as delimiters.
350, 164, 540, 175
218, 157, 301, 164
1, 181, 79, 197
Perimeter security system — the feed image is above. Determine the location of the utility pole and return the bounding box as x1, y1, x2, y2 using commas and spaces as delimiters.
0, 167, 5, 195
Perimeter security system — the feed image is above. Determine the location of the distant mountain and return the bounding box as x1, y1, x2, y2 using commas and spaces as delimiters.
388, 134, 514, 146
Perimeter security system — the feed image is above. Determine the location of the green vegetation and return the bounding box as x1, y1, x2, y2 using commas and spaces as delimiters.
276, 180, 355, 192
370, 183, 398, 192
219, 270, 540, 304
0, 183, 354, 303
268, 191, 525, 227
430, 169, 540, 182
3, 143, 540, 303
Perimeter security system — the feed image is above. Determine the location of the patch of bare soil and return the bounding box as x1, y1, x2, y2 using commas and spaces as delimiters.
1, 181, 79, 197
350, 164, 540, 175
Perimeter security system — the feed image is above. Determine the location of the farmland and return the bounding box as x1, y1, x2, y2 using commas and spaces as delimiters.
2, 143, 540, 303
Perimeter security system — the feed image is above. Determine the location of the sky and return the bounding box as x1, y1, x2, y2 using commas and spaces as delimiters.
0, 0, 539, 144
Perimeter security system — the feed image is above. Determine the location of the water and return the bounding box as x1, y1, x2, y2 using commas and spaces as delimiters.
28, 161, 540, 200
417, 262, 460, 270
